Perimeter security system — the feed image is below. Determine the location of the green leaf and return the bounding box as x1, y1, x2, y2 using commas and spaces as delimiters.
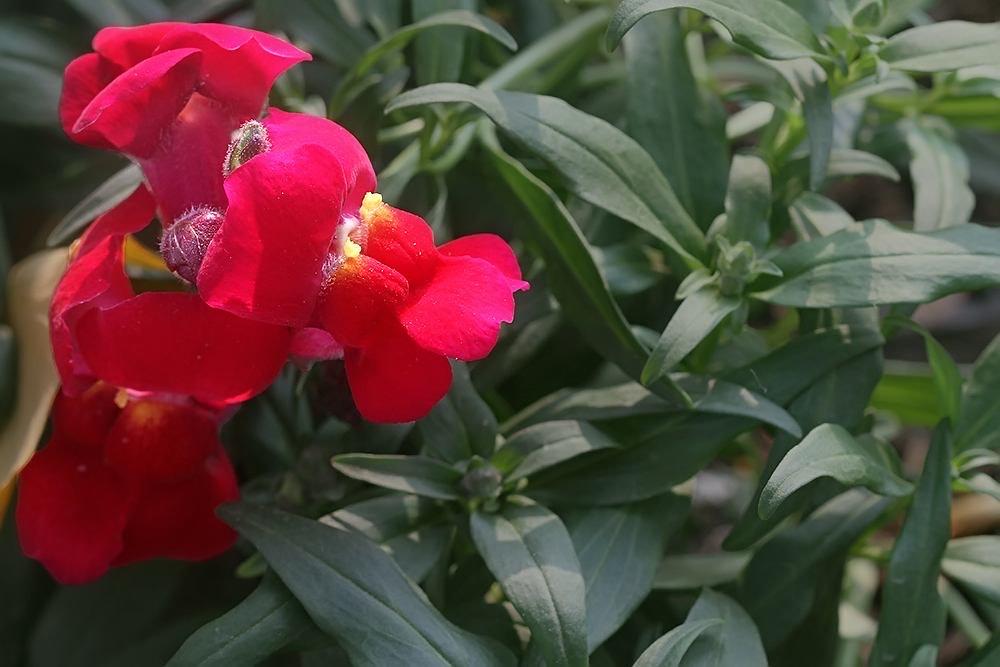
413, 0, 476, 84
725, 315, 884, 550
789, 192, 854, 239
623, 11, 728, 228
492, 420, 619, 481
352, 10, 515, 77
0, 19, 74, 127
721, 155, 772, 248
758, 424, 912, 519
741, 490, 891, 647
753, 221, 1000, 308
321, 494, 452, 582
330, 454, 462, 500
47, 165, 143, 246
653, 552, 752, 590
941, 536, 1000, 606
418, 362, 498, 463
870, 424, 952, 667
632, 618, 722, 667
528, 324, 883, 507
885, 317, 963, 424
166, 574, 312, 667
641, 287, 743, 384
768, 58, 833, 191
825, 148, 901, 181
683, 589, 767, 666
389, 85, 708, 267
470, 498, 588, 667
954, 332, 1000, 452
480, 130, 689, 404
606, 0, 825, 60
219, 503, 514, 667
505, 375, 801, 437
565, 494, 689, 650
880, 21, 1000, 73
903, 119, 974, 231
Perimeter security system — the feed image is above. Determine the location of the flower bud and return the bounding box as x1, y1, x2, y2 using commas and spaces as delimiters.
160, 206, 223, 283
223, 120, 270, 177
460, 460, 503, 501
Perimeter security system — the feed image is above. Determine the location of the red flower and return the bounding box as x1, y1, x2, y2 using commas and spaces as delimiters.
319, 197, 528, 422
50, 185, 292, 406
60, 22, 309, 222
194, 111, 528, 422
16, 383, 239, 584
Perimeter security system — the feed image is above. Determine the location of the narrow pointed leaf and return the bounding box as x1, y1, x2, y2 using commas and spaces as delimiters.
606, 0, 825, 60
566, 494, 689, 650
470, 498, 588, 667
331, 454, 462, 500
753, 221, 1000, 307
166, 574, 313, 667
624, 11, 728, 228
880, 21, 1000, 72
758, 424, 912, 519
722, 155, 772, 248
321, 494, 452, 582
219, 503, 515, 667
642, 287, 742, 384
492, 420, 619, 481
481, 132, 689, 404
684, 589, 767, 665
941, 536, 1000, 606
903, 119, 974, 231
389, 85, 708, 266
632, 618, 722, 667
870, 424, 952, 667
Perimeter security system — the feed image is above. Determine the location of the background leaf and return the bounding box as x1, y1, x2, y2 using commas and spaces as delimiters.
606, 0, 825, 60
870, 425, 952, 667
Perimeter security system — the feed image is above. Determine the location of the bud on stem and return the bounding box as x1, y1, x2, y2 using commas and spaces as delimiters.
223, 120, 271, 177
160, 206, 223, 283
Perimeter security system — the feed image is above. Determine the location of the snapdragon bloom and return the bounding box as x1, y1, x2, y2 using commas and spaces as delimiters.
17, 383, 238, 584
59, 22, 309, 222
195, 111, 529, 422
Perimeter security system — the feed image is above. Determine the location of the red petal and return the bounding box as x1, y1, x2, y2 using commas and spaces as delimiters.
72, 48, 202, 158
263, 109, 375, 213
364, 205, 439, 286
105, 400, 220, 481
439, 234, 528, 288
399, 255, 518, 362
51, 384, 121, 452
114, 450, 238, 565
50, 187, 154, 393
344, 322, 452, 423
92, 23, 182, 69
290, 327, 343, 368
198, 144, 345, 327
75, 293, 291, 405
16, 439, 132, 584
155, 25, 310, 117
318, 255, 408, 348
59, 53, 120, 150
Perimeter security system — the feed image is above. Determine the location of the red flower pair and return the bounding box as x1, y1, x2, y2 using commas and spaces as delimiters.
17, 383, 238, 584
18, 21, 525, 583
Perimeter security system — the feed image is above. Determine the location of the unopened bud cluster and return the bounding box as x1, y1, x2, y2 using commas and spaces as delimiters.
160, 206, 223, 283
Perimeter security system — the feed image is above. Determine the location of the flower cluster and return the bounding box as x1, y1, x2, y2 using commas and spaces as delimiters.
18, 22, 525, 583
